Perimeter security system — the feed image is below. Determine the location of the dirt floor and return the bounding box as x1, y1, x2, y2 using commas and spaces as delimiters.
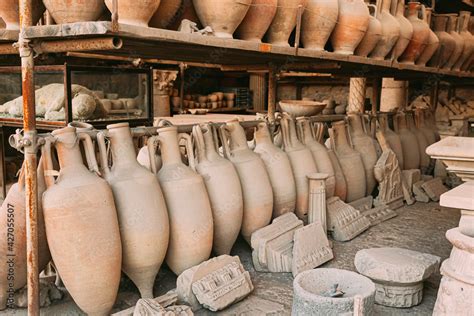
1, 201, 459, 315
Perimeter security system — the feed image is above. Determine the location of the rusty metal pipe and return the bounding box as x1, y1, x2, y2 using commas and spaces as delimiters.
0, 44, 18, 54
268, 68, 276, 123
36, 37, 123, 54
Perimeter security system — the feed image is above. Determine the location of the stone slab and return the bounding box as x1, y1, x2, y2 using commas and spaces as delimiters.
402, 169, 421, 196
421, 175, 434, 182
421, 178, 449, 202
440, 182, 474, 210
327, 197, 370, 242
360, 205, 398, 227
413, 181, 430, 203
349, 196, 374, 213
132, 299, 192, 316
112, 291, 178, 316
216, 295, 285, 315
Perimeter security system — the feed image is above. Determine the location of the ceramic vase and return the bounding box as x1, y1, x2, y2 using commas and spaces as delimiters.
391, 0, 413, 61
406, 112, 430, 173
266, 0, 309, 46
415, 109, 436, 145
369, 0, 400, 60
43, 0, 105, 24
416, 8, 439, 66
236, 0, 278, 42
149, 0, 183, 29
395, 112, 420, 170
461, 15, 474, 71
0, 0, 45, 29
444, 14, 465, 69
453, 11, 474, 71
378, 113, 404, 170
355, 3, 382, 57
430, 14, 456, 68
399, 2, 430, 64
105, 0, 161, 27
301, 0, 339, 51
327, 149, 348, 201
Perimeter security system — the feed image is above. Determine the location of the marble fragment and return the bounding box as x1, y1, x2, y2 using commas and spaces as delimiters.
327, 197, 370, 242
413, 181, 430, 203
421, 177, 449, 202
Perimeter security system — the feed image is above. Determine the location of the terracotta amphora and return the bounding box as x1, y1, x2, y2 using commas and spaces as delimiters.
461, 15, 474, 71
414, 109, 436, 145
296, 118, 336, 198
148, 122, 213, 275
301, 0, 339, 51
0, 0, 44, 30
416, 8, 439, 66
369, 0, 400, 60
254, 121, 297, 218
219, 118, 273, 242
43, 0, 104, 24
429, 14, 456, 68
105, 0, 161, 27
394, 112, 420, 170
355, 3, 382, 57
280, 114, 318, 220
42, 127, 122, 316
391, 0, 413, 61
453, 11, 474, 71
330, 121, 366, 202
378, 113, 404, 170
327, 149, 348, 201
236, 0, 278, 42
406, 112, 430, 173
424, 109, 440, 142
150, 0, 183, 29
96, 123, 169, 299
266, 0, 309, 46
347, 114, 378, 196
444, 14, 465, 69
330, 0, 370, 55
399, 2, 430, 64
0, 160, 51, 310
192, 124, 243, 255
193, 0, 252, 38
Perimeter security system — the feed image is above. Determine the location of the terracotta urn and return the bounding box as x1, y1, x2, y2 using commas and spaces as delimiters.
443, 14, 465, 69
453, 11, 474, 71
327, 149, 348, 201
301, 0, 339, 51
266, 0, 309, 46
369, 0, 400, 60
461, 15, 474, 71
43, 0, 105, 24
394, 112, 420, 170
96, 123, 169, 299
105, 0, 161, 27
378, 113, 404, 170
399, 2, 430, 64
220, 118, 273, 242
150, 0, 183, 29
192, 124, 243, 255
149, 123, 213, 275
391, 0, 413, 61
406, 112, 430, 173
193, 0, 252, 38
430, 14, 456, 68
0, 0, 44, 30
330, 120, 366, 202
415, 109, 436, 145
355, 3, 382, 57
235, 0, 278, 42
42, 127, 122, 316
416, 8, 439, 66
330, 0, 370, 54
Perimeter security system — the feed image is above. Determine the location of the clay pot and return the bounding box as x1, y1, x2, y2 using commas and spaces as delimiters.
296, 118, 336, 198
394, 112, 420, 170
149, 122, 213, 275
327, 149, 348, 201
330, 120, 366, 202
0, 0, 44, 30
391, 0, 413, 61
254, 122, 297, 218
0, 160, 50, 310
220, 119, 273, 242
406, 112, 430, 173
461, 16, 474, 71
96, 123, 169, 299
43, 0, 104, 24
192, 124, 243, 255
355, 3, 382, 57
369, 0, 400, 60
378, 113, 404, 170
266, 0, 309, 46
430, 14, 456, 68
444, 14, 465, 70
330, 0, 370, 55
42, 127, 122, 316
399, 2, 430, 64
280, 114, 318, 220
301, 0, 339, 51
347, 114, 378, 196
453, 11, 474, 71
415, 8, 439, 66
193, 0, 252, 38
414, 109, 436, 145
105, 0, 161, 27
150, 0, 183, 29
236, 0, 278, 42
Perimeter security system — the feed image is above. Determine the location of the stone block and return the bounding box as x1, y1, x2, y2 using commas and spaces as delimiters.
132, 299, 192, 316
360, 204, 398, 227
327, 197, 370, 242
349, 196, 374, 213
413, 181, 430, 203
374, 149, 404, 210
113, 291, 181, 316
421, 177, 449, 202
402, 169, 421, 196
217, 296, 285, 315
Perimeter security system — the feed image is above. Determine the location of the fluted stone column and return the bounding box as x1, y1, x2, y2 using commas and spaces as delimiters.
347, 78, 367, 114
308, 173, 329, 234
249, 72, 267, 112
153, 70, 178, 117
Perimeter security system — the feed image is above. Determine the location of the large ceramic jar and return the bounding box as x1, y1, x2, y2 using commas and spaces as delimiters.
254, 121, 297, 218
461, 15, 474, 71
378, 113, 404, 170
406, 112, 430, 173
444, 14, 465, 69
43, 0, 104, 24
327, 149, 348, 201
149, 123, 213, 275
355, 3, 382, 57
150, 0, 183, 29
330, 120, 366, 202
105, 0, 161, 27
0, 0, 44, 30
399, 2, 430, 64
430, 14, 456, 68
416, 8, 439, 66
192, 124, 243, 255
453, 11, 474, 71
280, 114, 318, 221
369, 0, 400, 60
330, 0, 370, 55
347, 114, 378, 196
266, 0, 309, 46
193, 0, 252, 38
0, 160, 50, 310
395, 112, 420, 170
391, 0, 413, 61
42, 127, 122, 316
301, 0, 339, 51
96, 123, 169, 299
415, 109, 436, 145
220, 119, 273, 242
236, 0, 278, 42
296, 118, 336, 198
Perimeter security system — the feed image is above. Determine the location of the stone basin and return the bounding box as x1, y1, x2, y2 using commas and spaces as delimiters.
279, 100, 326, 118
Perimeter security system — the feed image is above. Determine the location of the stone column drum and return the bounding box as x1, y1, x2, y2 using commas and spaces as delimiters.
307, 173, 329, 234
